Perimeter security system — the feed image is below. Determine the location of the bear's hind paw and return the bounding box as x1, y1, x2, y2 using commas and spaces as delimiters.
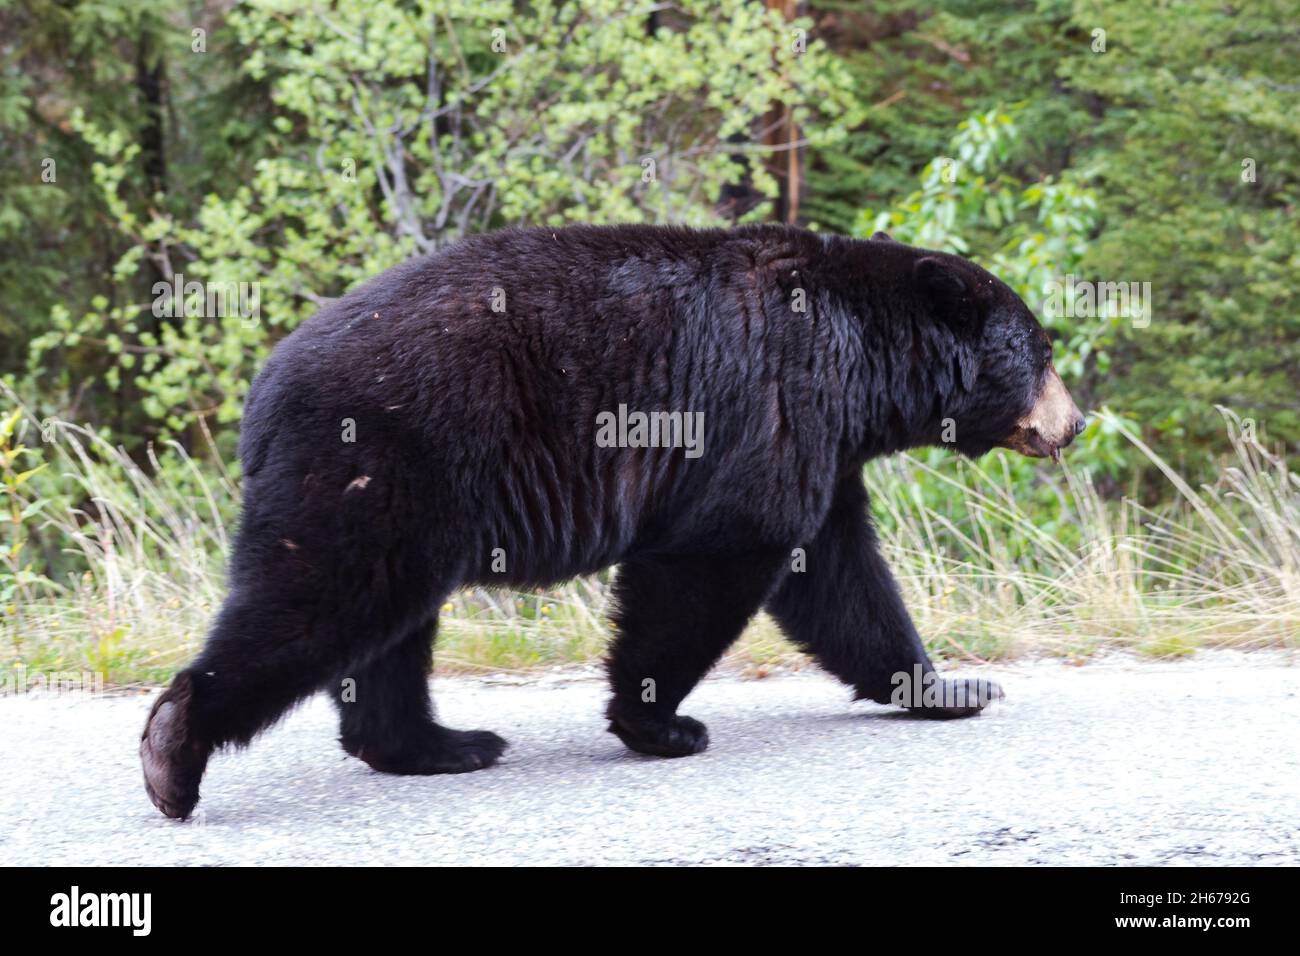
140, 672, 210, 820
346, 725, 508, 775
608, 713, 710, 758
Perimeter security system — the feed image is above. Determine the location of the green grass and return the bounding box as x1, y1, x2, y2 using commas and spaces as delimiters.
2, 389, 1296, 688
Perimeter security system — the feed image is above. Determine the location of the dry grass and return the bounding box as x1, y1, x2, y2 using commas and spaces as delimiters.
2, 396, 1295, 686
869, 409, 1300, 662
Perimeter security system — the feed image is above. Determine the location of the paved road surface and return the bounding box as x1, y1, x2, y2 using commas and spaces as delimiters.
2, 653, 1297, 865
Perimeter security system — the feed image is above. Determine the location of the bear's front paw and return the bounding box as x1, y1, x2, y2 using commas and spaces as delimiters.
608, 712, 710, 758
903, 677, 1004, 719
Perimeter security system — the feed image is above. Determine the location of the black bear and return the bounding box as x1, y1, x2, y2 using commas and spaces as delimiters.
141, 224, 1085, 819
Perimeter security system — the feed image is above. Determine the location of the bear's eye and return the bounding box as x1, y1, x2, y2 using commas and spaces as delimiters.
1037, 334, 1054, 365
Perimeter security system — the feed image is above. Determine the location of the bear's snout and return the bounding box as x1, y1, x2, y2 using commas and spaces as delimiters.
1000, 367, 1085, 462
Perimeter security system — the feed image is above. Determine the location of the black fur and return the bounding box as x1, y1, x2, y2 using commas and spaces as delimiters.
142, 223, 1051, 817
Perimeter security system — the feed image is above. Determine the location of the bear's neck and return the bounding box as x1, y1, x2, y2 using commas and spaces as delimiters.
827, 278, 971, 465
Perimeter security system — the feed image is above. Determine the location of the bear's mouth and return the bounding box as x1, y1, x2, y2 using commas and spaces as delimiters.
998, 365, 1083, 464
999, 426, 1064, 463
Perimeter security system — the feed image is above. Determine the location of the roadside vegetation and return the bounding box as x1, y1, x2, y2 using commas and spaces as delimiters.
4, 390, 1293, 687
3, 2, 1295, 685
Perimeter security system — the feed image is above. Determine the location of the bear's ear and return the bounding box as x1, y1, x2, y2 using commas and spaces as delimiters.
914, 256, 976, 329
870, 231, 896, 242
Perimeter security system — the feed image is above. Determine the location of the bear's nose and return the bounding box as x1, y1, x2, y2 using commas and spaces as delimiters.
1073, 414, 1087, 438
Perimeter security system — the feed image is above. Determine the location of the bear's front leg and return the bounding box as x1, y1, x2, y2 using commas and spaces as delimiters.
334, 621, 507, 774
765, 476, 1002, 717
606, 550, 787, 756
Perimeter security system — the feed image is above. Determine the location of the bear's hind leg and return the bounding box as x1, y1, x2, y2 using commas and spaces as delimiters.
141, 586, 356, 819
333, 618, 506, 774
606, 551, 785, 757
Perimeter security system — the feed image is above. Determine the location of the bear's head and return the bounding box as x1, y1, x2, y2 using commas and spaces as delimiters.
877, 235, 1086, 462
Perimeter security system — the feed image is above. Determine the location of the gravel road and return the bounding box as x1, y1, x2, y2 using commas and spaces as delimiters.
2, 652, 1297, 866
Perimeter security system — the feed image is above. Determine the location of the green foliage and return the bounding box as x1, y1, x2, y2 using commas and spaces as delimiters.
1063, 0, 1300, 461
858, 106, 1139, 508
25, 0, 859, 444
811, 0, 1300, 469
803, 0, 1080, 232
2, 0, 1297, 677
861, 108, 1105, 375
0, 408, 54, 632
9, 0, 1294, 470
